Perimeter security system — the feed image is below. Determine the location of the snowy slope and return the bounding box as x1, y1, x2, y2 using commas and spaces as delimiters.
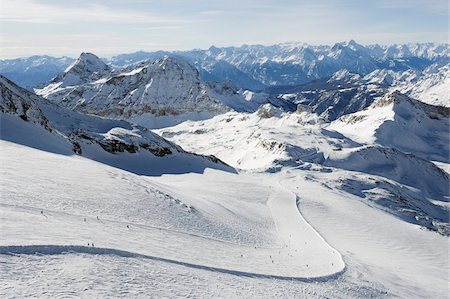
0, 75, 230, 175
329, 91, 449, 162
399, 63, 450, 106
156, 104, 449, 235
1, 135, 447, 297
0, 138, 346, 285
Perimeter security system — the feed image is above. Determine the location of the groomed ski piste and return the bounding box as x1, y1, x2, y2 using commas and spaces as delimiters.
1, 137, 448, 298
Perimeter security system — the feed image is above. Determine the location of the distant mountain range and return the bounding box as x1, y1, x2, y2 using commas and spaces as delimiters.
1, 41, 448, 91
36, 53, 293, 127
1, 40, 448, 124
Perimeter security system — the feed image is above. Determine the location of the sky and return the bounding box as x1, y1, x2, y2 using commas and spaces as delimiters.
0, 0, 448, 58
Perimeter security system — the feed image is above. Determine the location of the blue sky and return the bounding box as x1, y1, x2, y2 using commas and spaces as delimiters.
0, 0, 448, 58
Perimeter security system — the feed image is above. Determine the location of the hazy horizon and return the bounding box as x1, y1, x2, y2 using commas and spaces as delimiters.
1, 39, 449, 60
0, 0, 448, 59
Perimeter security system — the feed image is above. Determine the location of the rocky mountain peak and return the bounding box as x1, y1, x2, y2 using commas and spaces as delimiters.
49, 52, 110, 87
68, 52, 109, 76
73, 52, 108, 70
154, 56, 198, 74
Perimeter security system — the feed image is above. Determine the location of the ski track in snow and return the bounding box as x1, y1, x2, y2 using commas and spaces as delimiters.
0, 141, 368, 298
1, 139, 446, 297
0, 177, 344, 279
277, 168, 449, 299
0, 252, 386, 299
0, 245, 343, 282
0, 174, 345, 280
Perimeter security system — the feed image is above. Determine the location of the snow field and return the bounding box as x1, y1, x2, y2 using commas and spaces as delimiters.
0, 140, 343, 278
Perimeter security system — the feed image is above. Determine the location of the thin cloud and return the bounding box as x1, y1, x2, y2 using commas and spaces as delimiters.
0, 0, 189, 25
376, 0, 448, 15
0, 0, 447, 58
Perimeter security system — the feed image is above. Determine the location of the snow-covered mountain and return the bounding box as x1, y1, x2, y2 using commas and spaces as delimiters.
108, 41, 449, 88
198, 59, 267, 91
269, 71, 386, 121
0, 55, 74, 89
2, 42, 448, 125
0, 74, 230, 175
398, 63, 450, 106
2, 41, 448, 92
37, 54, 292, 127
329, 91, 449, 162
48, 52, 111, 88
267, 61, 449, 120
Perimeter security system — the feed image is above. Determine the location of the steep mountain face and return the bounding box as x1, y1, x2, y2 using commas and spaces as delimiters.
327, 41, 378, 75
37, 55, 292, 124
329, 91, 450, 162
0, 55, 74, 89
0, 75, 230, 174
44, 52, 111, 91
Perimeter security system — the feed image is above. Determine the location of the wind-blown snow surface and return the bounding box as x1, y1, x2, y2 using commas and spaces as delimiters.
0, 141, 350, 297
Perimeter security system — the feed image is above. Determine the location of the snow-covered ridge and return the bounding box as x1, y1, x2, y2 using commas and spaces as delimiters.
37, 55, 293, 123
0, 75, 231, 174
42, 52, 111, 94
330, 91, 449, 163
270, 61, 449, 121
108, 41, 449, 88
